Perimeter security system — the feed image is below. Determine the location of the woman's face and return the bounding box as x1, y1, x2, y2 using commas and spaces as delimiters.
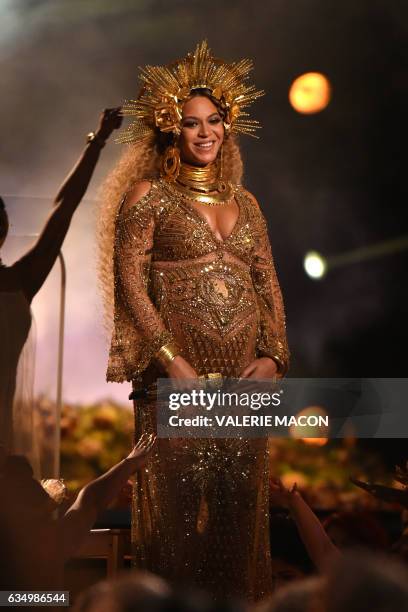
0, 207, 8, 250
179, 95, 224, 166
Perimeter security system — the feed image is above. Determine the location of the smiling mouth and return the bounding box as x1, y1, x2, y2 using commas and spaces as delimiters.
194, 141, 215, 149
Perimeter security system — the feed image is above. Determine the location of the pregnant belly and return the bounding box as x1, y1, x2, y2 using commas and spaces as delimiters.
151, 261, 259, 376
152, 259, 258, 337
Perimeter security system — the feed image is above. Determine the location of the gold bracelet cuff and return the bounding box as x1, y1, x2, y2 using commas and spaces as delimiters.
155, 341, 181, 369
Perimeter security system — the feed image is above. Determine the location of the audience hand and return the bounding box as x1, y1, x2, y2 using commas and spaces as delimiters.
270, 477, 300, 508
350, 477, 408, 508
125, 433, 156, 471
95, 107, 123, 142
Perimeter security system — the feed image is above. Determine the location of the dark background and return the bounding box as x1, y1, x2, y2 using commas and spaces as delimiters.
1, 0, 407, 461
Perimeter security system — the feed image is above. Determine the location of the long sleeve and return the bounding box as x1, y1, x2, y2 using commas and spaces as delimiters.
250, 205, 290, 376
106, 185, 175, 382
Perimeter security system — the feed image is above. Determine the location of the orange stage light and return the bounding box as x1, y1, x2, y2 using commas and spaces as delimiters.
289, 72, 331, 114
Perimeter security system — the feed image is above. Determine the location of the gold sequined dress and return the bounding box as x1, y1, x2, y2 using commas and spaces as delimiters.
107, 178, 289, 601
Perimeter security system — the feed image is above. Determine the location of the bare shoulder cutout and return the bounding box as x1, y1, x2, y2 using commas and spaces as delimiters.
121, 180, 153, 214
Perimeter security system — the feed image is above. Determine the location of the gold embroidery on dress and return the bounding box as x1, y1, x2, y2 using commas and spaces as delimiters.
107, 179, 289, 382
107, 178, 289, 601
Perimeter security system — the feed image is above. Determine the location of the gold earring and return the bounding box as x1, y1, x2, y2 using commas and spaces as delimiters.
217, 143, 227, 193
161, 145, 180, 182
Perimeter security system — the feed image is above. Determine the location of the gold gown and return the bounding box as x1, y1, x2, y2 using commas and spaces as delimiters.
107, 177, 289, 601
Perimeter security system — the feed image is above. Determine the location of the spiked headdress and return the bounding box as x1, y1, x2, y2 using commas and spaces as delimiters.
117, 40, 264, 145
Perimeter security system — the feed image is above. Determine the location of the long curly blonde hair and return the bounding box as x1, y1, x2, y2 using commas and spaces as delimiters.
96, 134, 244, 335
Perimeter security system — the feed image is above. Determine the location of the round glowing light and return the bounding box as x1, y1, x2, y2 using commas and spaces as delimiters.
301, 437, 328, 447
304, 251, 327, 279
289, 72, 331, 114
289, 405, 329, 442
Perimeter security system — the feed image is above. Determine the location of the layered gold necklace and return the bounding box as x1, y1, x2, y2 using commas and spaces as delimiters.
168, 161, 233, 206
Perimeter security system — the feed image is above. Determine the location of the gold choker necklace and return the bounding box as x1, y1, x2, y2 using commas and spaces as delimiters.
167, 162, 233, 205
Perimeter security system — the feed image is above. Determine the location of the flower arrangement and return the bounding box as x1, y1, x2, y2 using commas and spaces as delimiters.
59, 401, 133, 492
269, 438, 395, 510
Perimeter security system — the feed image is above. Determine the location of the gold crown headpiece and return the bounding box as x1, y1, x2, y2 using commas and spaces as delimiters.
117, 40, 264, 145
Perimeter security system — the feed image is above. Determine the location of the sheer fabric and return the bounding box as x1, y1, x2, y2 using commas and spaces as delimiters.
13, 316, 41, 478
0, 291, 40, 477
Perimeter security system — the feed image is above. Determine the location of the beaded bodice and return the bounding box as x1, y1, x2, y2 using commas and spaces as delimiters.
107, 178, 289, 382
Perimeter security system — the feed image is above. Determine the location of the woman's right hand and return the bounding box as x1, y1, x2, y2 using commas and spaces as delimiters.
166, 355, 199, 391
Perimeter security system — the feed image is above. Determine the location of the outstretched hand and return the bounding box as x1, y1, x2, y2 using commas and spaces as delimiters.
125, 433, 156, 472
350, 477, 408, 508
270, 477, 300, 508
96, 107, 123, 141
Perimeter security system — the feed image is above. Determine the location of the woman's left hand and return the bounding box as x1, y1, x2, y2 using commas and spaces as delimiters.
239, 356, 278, 379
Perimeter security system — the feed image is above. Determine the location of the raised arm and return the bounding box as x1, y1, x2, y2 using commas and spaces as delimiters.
13, 108, 122, 302
247, 190, 290, 377
271, 479, 340, 572
59, 434, 155, 561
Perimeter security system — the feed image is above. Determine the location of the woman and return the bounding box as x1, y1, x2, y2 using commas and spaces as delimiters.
0, 108, 122, 472
99, 42, 289, 601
